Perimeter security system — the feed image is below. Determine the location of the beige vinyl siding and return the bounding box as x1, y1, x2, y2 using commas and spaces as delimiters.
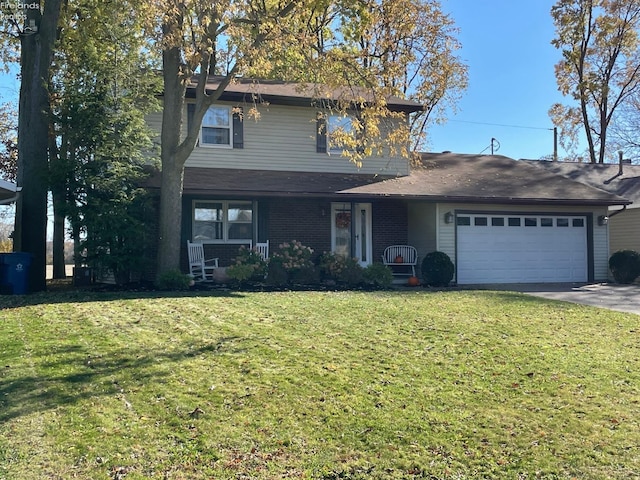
407, 202, 437, 266
145, 111, 163, 158
146, 102, 410, 176
609, 208, 640, 254
435, 203, 610, 282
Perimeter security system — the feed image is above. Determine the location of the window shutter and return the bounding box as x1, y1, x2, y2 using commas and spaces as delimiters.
316, 115, 327, 153
187, 103, 198, 146
233, 108, 243, 149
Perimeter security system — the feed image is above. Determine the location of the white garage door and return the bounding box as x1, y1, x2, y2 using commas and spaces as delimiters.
456, 214, 588, 284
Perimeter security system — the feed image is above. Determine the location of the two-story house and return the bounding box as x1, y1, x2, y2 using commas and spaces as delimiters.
147, 76, 630, 285
147, 77, 422, 274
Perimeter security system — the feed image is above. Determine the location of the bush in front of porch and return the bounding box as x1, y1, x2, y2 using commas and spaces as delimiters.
225, 242, 393, 289
226, 246, 268, 285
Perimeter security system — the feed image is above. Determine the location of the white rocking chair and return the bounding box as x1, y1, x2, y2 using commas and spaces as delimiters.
255, 240, 269, 260
187, 241, 219, 281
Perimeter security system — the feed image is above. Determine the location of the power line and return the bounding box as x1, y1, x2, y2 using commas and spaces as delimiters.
448, 119, 553, 131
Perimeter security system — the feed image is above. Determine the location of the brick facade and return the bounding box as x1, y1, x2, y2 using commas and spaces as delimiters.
177, 196, 410, 270
371, 200, 409, 262
267, 198, 333, 259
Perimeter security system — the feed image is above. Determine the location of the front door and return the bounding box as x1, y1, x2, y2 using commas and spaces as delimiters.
331, 202, 372, 266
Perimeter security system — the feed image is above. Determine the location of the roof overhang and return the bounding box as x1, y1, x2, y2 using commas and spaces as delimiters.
336, 191, 630, 207
184, 76, 424, 114
145, 162, 632, 208
523, 160, 640, 209
0, 179, 20, 205
338, 153, 632, 208
145, 167, 398, 199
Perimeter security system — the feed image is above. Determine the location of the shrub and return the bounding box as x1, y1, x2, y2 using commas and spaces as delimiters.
318, 252, 364, 286
338, 258, 364, 286
421, 251, 454, 287
226, 264, 257, 285
156, 269, 192, 291
363, 263, 393, 288
227, 245, 267, 283
289, 265, 320, 285
609, 250, 640, 284
272, 240, 314, 271
268, 240, 316, 285
318, 252, 348, 281
266, 260, 288, 287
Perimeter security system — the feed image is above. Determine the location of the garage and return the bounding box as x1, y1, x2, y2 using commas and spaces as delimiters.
456, 213, 588, 284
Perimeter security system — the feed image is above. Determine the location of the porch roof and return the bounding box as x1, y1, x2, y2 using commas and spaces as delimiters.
339, 153, 631, 207
147, 153, 631, 207
147, 167, 396, 198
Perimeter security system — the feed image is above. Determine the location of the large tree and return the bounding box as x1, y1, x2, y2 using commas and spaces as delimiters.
549, 0, 640, 164
50, 0, 160, 283
609, 89, 640, 161
14, 0, 64, 292
146, 0, 465, 276
334, 0, 467, 152
0, 102, 18, 181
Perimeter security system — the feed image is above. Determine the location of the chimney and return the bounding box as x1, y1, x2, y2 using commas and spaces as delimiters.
618, 151, 631, 175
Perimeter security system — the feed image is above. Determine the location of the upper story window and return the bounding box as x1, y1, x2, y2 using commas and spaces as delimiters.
327, 114, 356, 153
188, 103, 243, 149
201, 106, 232, 147
317, 112, 362, 154
193, 200, 252, 243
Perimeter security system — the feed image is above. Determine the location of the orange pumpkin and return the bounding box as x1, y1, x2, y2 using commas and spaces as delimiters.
407, 276, 420, 286
394, 255, 404, 263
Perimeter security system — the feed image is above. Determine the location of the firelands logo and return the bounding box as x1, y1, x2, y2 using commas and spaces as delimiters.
1, 3, 39, 33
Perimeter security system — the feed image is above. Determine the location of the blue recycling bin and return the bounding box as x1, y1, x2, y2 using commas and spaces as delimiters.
0, 252, 33, 295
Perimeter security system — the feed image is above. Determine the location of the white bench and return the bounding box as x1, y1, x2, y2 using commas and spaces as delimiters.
382, 245, 417, 277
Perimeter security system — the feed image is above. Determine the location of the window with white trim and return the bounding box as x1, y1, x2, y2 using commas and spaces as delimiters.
327, 114, 357, 153
193, 201, 252, 243
200, 106, 232, 147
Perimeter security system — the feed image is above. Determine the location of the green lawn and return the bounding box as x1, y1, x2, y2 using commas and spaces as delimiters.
1, 289, 639, 479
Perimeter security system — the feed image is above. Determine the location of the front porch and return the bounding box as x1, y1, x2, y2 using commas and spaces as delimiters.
180, 197, 411, 275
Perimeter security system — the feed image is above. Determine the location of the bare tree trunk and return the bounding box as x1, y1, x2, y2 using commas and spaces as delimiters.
15, 0, 63, 292
52, 190, 66, 278
156, 47, 189, 276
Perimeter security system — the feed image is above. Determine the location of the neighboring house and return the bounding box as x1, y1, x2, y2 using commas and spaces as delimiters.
146, 77, 629, 284
525, 160, 640, 256
0, 179, 19, 205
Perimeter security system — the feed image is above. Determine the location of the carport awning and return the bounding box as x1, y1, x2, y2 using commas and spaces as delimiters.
0, 179, 19, 205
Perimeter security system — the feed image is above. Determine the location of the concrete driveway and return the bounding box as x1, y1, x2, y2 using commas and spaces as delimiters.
504, 283, 640, 316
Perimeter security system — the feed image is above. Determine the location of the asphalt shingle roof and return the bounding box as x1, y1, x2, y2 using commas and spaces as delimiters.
340, 153, 631, 206
187, 76, 423, 113
147, 154, 630, 206
146, 167, 392, 198
524, 160, 640, 208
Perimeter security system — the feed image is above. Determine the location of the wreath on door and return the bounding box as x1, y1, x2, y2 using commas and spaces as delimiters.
335, 212, 351, 228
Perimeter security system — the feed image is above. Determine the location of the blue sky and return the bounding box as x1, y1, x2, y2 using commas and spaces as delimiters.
429, 0, 565, 160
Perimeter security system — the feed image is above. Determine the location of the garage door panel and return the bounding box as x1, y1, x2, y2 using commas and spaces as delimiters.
456, 214, 588, 284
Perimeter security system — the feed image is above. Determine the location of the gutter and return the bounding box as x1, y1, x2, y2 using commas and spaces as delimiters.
0, 186, 21, 206
606, 204, 628, 221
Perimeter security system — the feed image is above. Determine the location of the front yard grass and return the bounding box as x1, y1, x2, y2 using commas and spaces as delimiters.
0, 290, 639, 479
